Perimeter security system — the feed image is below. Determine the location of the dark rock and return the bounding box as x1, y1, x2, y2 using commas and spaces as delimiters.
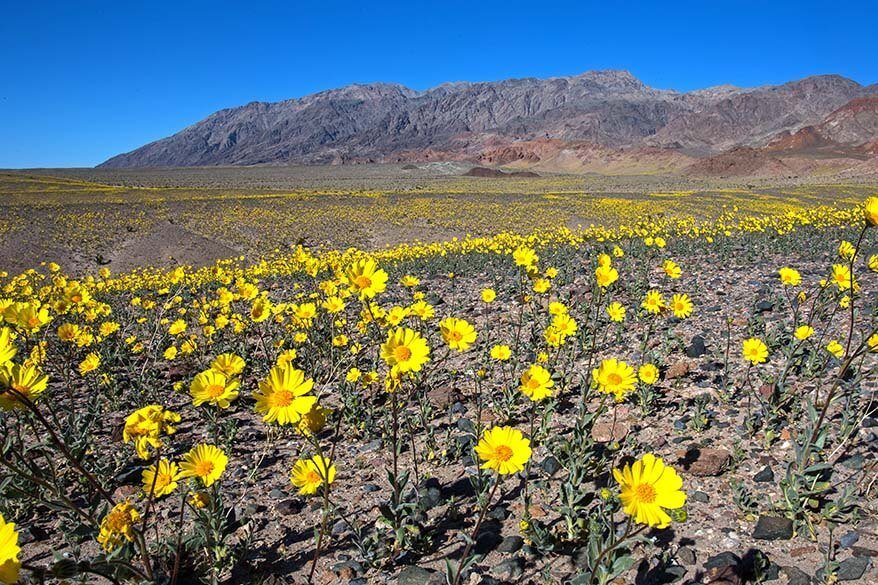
364, 483, 381, 492
541, 456, 561, 475
360, 439, 382, 453
275, 498, 302, 515
486, 505, 509, 521
839, 530, 859, 548
269, 488, 285, 499
492, 558, 524, 579
863, 416, 878, 428
753, 516, 794, 540
662, 565, 687, 582
686, 335, 707, 357
331, 519, 348, 536
418, 486, 442, 510
755, 300, 774, 313
331, 560, 363, 578
496, 535, 524, 553
450, 401, 467, 415
691, 491, 710, 503
456, 418, 475, 433
705, 551, 741, 570
678, 448, 730, 476
781, 566, 812, 585
678, 547, 697, 566
836, 556, 869, 580
397, 565, 442, 585
754, 466, 774, 482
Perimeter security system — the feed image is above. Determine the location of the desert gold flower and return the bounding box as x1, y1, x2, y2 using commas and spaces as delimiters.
0, 328, 16, 366
0, 514, 20, 585
297, 404, 330, 436
400, 274, 420, 287
838, 240, 856, 260
864, 196, 878, 226
662, 260, 681, 279
613, 453, 686, 529
439, 317, 477, 351
122, 405, 180, 460
142, 458, 182, 498
512, 246, 538, 268
380, 327, 430, 373
642, 290, 665, 314
346, 258, 388, 299
97, 501, 141, 551
826, 340, 845, 359
190, 369, 239, 408
831, 264, 853, 291
868, 333, 878, 352
606, 302, 626, 322
742, 338, 768, 365
593, 358, 637, 401
794, 325, 814, 340
475, 426, 531, 475
490, 344, 511, 360
168, 319, 187, 336
179, 444, 228, 487
868, 254, 878, 273
520, 364, 554, 401
57, 322, 81, 342
551, 313, 577, 337
595, 264, 619, 289
670, 293, 693, 319
0, 363, 48, 410
78, 352, 101, 375
254, 364, 317, 425
210, 353, 245, 377
290, 455, 336, 495
322, 296, 346, 313
778, 267, 801, 286
639, 363, 659, 385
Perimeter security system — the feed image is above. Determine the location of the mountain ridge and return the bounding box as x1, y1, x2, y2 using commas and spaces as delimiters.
99, 70, 878, 174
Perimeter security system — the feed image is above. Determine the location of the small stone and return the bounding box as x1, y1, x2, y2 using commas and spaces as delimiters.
836, 556, 870, 581
331, 560, 363, 579
364, 483, 381, 492
331, 520, 348, 536
456, 418, 475, 433
851, 546, 878, 557
397, 565, 442, 585
663, 565, 687, 582
863, 416, 878, 428
704, 551, 740, 570
678, 448, 730, 476
591, 420, 630, 442
492, 558, 523, 579
496, 535, 524, 553
540, 456, 561, 475
780, 566, 812, 585
275, 498, 302, 515
666, 360, 692, 380
269, 488, 285, 499
753, 516, 794, 540
678, 547, 697, 566
418, 487, 442, 510
755, 300, 774, 313
450, 401, 467, 415
754, 466, 774, 482
839, 530, 859, 549
691, 491, 710, 503
360, 439, 382, 453
686, 335, 707, 358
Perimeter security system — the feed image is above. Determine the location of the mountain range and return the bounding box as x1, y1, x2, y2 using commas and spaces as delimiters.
100, 70, 878, 177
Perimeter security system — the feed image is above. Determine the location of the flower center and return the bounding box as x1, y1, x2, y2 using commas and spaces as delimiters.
607, 372, 623, 386
272, 389, 293, 407
448, 331, 462, 342
306, 470, 322, 484
206, 384, 226, 398
394, 345, 412, 362
526, 378, 540, 390
634, 483, 657, 503
494, 445, 514, 462
354, 275, 372, 289
195, 460, 215, 477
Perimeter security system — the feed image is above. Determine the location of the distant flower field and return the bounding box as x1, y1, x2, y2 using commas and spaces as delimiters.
0, 170, 877, 583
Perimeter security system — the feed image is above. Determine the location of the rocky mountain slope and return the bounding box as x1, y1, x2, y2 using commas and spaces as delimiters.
100, 70, 878, 175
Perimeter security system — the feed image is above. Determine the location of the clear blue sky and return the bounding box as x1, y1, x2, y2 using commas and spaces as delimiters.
2, 0, 877, 168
